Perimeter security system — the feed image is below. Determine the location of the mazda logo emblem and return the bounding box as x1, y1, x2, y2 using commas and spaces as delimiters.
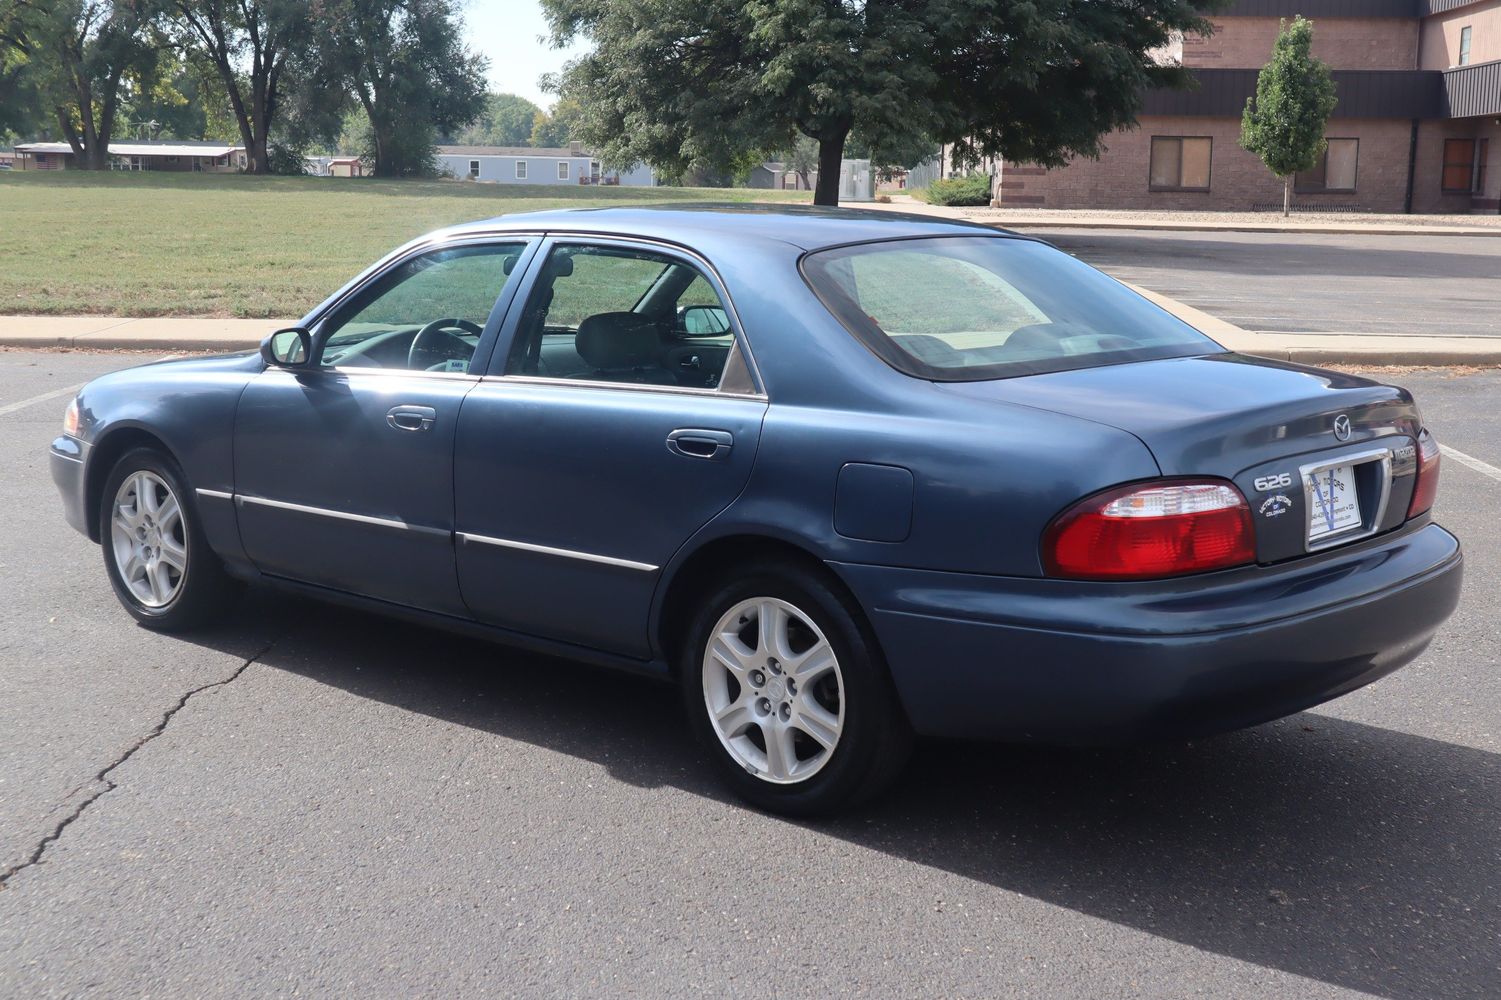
1332, 414, 1352, 441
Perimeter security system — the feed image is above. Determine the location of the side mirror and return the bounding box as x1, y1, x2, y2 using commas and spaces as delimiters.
679, 304, 730, 336
261, 327, 311, 368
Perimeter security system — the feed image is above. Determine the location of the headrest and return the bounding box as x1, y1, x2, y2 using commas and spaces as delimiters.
575, 313, 659, 370
503, 255, 518, 275
545, 253, 574, 278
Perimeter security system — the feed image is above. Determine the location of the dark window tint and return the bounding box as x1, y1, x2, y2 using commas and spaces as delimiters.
801, 237, 1221, 382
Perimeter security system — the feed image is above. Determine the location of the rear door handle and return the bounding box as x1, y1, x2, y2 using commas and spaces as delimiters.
666, 428, 733, 460
387, 404, 437, 432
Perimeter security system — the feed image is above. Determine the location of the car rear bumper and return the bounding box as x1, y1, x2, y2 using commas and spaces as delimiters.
831, 520, 1463, 743
51, 435, 91, 537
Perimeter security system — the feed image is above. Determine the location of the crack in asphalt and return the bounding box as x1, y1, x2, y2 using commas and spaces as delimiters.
0, 634, 283, 891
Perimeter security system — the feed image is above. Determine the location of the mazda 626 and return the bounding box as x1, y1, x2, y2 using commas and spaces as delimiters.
51, 207, 1462, 814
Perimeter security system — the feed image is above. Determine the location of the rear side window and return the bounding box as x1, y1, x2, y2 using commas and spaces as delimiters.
801, 236, 1221, 381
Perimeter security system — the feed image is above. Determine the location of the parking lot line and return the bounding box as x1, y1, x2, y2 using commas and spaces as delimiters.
1441, 445, 1501, 485
0, 382, 84, 419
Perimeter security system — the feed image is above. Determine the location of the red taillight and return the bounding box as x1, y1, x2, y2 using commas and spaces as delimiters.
1043, 479, 1256, 580
1408, 430, 1440, 518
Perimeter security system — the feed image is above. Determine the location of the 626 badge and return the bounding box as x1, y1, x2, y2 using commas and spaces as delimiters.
1254, 472, 1293, 492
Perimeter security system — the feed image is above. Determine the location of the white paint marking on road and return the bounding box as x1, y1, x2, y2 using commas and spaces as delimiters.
1440, 445, 1501, 484
0, 382, 85, 419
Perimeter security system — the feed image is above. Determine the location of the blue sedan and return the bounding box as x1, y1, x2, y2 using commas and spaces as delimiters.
50, 207, 1462, 815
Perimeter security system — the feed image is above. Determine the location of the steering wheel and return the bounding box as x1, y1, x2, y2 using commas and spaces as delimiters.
408, 317, 482, 371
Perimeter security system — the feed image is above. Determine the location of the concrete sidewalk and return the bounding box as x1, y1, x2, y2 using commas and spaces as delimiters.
2, 300, 1497, 366
0, 315, 286, 352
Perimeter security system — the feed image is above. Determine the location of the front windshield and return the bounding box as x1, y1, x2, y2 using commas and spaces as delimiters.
800, 236, 1222, 381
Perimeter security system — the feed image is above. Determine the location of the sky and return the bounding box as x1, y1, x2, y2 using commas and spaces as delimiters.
464, 0, 591, 111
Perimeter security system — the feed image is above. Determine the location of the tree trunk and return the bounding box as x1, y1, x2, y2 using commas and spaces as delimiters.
1283, 175, 1292, 217
814, 131, 848, 207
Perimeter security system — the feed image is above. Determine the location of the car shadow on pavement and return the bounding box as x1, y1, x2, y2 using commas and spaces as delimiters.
191, 593, 1500, 1000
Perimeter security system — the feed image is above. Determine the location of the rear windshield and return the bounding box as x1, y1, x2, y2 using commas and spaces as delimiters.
800, 236, 1222, 381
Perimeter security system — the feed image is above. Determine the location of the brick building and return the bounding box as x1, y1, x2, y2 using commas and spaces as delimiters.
999, 0, 1501, 213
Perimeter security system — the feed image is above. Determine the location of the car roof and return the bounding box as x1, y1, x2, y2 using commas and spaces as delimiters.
445, 204, 1014, 252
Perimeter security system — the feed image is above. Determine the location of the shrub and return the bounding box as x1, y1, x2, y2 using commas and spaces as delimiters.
922, 173, 992, 206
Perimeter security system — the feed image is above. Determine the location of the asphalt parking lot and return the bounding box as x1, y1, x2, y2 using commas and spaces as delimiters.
1036, 229, 1501, 339
1, 350, 1498, 999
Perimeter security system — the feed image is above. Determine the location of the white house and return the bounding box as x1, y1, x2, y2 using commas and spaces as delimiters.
435, 143, 655, 187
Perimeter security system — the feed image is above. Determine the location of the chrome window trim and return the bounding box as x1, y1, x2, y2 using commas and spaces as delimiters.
514, 232, 769, 397
457, 531, 657, 572
1299, 446, 1393, 553
265, 365, 483, 383
479, 373, 767, 402
235, 493, 449, 537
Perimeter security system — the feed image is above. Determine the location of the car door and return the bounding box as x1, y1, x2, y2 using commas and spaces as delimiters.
234, 237, 538, 614
454, 237, 768, 658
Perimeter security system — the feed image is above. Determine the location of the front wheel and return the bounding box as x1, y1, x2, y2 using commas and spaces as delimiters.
680, 565, 911, 816
99, 447, 239, 631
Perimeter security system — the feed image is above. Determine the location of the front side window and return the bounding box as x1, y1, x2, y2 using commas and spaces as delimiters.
515, 160, 527, 179
802, 237, 1221, 382
1296, 138, 1358, 192
318, 242, 527, 372
1459, 25, 1472, 65
1442, 138, 1487, 192
505, 244, 741, 390
1149, 136, 1212, 191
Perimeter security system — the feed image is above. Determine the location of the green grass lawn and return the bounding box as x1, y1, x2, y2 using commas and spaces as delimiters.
0, 172, 809, 318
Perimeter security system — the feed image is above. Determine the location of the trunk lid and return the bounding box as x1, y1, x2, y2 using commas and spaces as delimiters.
941, 353, 1424, 563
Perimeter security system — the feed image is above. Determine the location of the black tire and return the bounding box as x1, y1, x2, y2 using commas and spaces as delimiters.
98, 446, 239, 631
679, 562, 912, 817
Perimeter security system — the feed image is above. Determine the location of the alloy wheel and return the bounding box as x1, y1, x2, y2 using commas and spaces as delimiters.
701, 596, 845, 784
109, 470, 187, 608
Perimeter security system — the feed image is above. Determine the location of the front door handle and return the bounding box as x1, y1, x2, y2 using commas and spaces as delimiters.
666, 428, 733, 460
387, 404, 437, 432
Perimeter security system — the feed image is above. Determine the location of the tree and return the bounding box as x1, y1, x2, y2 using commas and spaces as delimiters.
320, 0, 486, 177
1240, 17, 1337, 217
1, 0, 159, 169
457, 92, 539, 146
541, 0, 1217, 206
168, 0, 316, 174
529, 95, 580, 148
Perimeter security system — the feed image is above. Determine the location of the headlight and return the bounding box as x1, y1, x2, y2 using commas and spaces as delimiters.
63, 398, 80, 436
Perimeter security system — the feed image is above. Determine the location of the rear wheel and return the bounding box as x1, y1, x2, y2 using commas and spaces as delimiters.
680, 565, 911, 816
100, 447, 239, 630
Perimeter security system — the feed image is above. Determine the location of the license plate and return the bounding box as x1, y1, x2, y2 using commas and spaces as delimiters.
1306, 463, 1362, 542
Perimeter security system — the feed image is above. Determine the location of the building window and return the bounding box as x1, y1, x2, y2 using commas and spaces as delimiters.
557, 161, 569, 180
1296, 138, 1358, 192
1459, 26, 1471, 66
1442, 138, 1488, 193
1149, 136, 1211, 191
515, 160, 527, 179
468, 159, 480, 178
